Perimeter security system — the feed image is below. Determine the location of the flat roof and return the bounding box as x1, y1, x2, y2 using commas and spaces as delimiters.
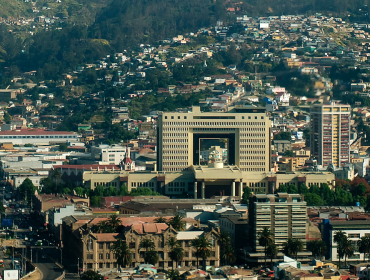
190, 165, 243, 180
0, 129, 76, 135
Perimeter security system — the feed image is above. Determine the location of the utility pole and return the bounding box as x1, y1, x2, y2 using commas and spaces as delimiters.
30, 248, 32, 262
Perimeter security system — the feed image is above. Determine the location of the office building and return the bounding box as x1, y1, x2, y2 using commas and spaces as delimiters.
249, 193, 307, 252
157, 106, 271, 172
310, 102, 350, 167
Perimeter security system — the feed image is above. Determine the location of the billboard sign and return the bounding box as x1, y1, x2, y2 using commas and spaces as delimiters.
4, 270, 19, 280
1, 219, 13, 228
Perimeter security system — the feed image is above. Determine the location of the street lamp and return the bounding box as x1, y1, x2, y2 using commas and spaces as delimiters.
78, 257, 79, 276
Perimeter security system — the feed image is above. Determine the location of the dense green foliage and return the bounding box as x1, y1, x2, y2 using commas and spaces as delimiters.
277, 178, 370, 207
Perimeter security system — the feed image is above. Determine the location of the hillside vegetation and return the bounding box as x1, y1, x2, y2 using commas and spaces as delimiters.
0, 0, 369, 79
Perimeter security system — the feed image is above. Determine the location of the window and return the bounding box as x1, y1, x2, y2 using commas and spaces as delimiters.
348, 234, 360, 238
99, 254, 103, 260
106, 253, 110, 259
87, 254, 93, 260
99, 243, 104, 249
106, 243, 111, 249
99, 263, 103, 269
106, 263, 110, 268
87, 264, 93, 269
129, 242, 135, 249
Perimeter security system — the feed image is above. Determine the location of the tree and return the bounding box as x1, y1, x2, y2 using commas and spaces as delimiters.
107, 214, 122, 231
304, 193, 324, 206
18, 178, 36, 204
282, 239, 303, 260
341, 237, 354, 268
111, 239, 132, 269
283, 150, 295, 157
307, 240, 327, 260
258, 227, 273, 268
192, 236, 212, 270
80, 270, 101, 280
144, 249, 159, 265
139, 238, 156, 263
334, 230, 347, 267
3, 112, 10, 124
298, 184, 309, 194
241, 187, 252, 204
167, 215, 185, 231
266, 244, 278, 267
357, 236, 370, 261
221, 245, 236, 265
118, 184, 129, 196
169, 245, 184, 268
287, 184, 298, 194
51, 168, 62, 191
167, 269, 181, 280
154, 217, 168, 223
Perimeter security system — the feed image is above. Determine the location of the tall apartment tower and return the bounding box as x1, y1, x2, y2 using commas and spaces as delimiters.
310, 102, 351, 167
248, 193, 307, 252
157, 106, 271, 172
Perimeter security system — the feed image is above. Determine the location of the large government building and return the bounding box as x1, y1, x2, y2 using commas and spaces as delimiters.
157, 106, 271, 172
53, 106, 336, 198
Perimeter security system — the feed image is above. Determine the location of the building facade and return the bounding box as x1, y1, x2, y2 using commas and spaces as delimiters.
0, 129, 79, 145
249, 193, 307, 252
310, 102, 351, 167
157, 106, 271, 172
62, 216, 220, 271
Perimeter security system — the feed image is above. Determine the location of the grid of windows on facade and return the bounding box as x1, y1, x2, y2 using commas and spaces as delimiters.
130, 181, 155, 188
167, 181, 186, 193
248, 182, 267, 192
0, 135, 76, 139
94, 182, 118, 187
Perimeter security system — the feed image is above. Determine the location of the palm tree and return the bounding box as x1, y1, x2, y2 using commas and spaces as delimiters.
266, 244, 278, 267
139, 238, 155, 264
95, 221, 111, 233
334, 230, 347, 267
167, 215, 185, 231
107, 214, 122, 230
167, 237, 180, 248
192, 236, 212, 270
307, 240, 327, 260
139, 238, 155, 252
110, 239, 132, 269
218, 231, 231, 248
221, 245, 236, 265
191, 238, 201, 268
52, 168, 61, 192
167, 269, 181, 280
341, 238, 354, 268
154, 216, 167, 223
283, 238, 303, 260
258, 227, 273, 268
169, 246, 185, 268
144, 249, 159, 265
358, 236, 370, 261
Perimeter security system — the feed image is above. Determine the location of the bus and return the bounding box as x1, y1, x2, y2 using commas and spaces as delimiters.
0, 259, 5, 267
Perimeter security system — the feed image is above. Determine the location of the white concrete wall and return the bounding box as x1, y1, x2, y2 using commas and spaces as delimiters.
330, 229, 368, 261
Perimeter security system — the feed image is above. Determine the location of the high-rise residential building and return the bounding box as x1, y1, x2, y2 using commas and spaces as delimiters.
157, 106, 271, 172
310, 102, 351, 167
248, 193, 307, 252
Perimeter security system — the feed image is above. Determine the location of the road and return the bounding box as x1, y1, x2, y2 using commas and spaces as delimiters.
34, 260, 61, 280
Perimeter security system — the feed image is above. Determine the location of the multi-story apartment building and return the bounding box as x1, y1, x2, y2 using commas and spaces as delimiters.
310, 102, 351, 167
62, 216, 220, 271
249, 193, 307, 252
157, 106, 271, 172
